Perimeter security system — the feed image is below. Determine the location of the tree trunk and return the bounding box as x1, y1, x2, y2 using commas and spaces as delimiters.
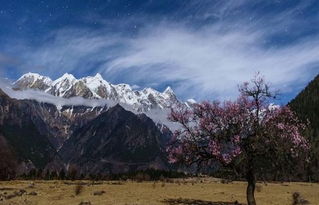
246, 169, 256, 205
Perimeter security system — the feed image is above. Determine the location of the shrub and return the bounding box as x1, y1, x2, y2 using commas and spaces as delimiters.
292, 192, 310, 205
256, 185, 262, 192
93, 190, 105, 196
74, 184, 83, 196
79, 201, 91, 205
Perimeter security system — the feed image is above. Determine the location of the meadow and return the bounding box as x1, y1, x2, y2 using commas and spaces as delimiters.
0, 178, 318, 205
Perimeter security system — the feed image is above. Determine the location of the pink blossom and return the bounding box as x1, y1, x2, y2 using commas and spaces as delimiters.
231, 146, 242, 157
232, 135, 241, 143
166, 74, 309, 205
167, 145, 183, 163
209, 140, 221, 156
166, 74, 309, 170
221, 154, 232, 164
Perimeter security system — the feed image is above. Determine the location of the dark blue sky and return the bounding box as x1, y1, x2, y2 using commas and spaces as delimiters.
0, 0, 318, 102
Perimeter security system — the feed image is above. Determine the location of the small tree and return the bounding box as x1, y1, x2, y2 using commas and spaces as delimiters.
59, 169, 66, 180
67, 164, 78, 180
28, 169, 37, 180
50, 170, 58, 180
167, 74, 309, 205
36, 168, 43, 179
44, 169, 50, 180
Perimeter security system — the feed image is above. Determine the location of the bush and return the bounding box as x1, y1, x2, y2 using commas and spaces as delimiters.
256, 185, 262, 192
93, 190, 105, 196
74, 184, 83, 196
79, 201, 91, 205
292, 192, 310, 205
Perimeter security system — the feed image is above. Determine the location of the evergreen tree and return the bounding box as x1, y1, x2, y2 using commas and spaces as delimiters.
67, 165, 78, 180
50, 171, 58, 180
36, 169, 43, 179
59, 169, 66, 180
28, 169, 37, 180
44, 170, 50, 180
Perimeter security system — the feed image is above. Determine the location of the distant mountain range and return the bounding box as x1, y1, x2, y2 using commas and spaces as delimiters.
0, 73, 185, 175
1, 72, 318, 179
14, 72, 183, 112
12, 73, 197, 132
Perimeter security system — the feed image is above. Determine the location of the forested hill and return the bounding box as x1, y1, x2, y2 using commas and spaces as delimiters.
289, 74, 319, 134
289, 74, 319, 181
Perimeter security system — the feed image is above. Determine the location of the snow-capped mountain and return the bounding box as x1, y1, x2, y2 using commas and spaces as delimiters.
14, 72, 181, 112
14, 72, 53, 91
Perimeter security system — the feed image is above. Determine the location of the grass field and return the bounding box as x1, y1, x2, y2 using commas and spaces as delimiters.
0, 178, 318, 205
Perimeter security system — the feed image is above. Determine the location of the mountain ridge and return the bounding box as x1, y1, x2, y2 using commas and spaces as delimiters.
14, 72, 182, 112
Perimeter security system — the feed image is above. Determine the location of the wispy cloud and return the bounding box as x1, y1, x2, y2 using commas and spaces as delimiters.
0, 79, 113, 108
107, 24, 319, 99
1, 0, 318, 101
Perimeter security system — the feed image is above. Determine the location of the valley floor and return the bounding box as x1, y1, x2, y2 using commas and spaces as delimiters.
0, 178, 318, 205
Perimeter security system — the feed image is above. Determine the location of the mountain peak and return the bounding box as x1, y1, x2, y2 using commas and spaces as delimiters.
143, 87, 158, 94
108, 103, 127, 113
83, 73, 109, 85
58, 73, 76, 81
17, 72, 52, 83
163, 86, 174, 94
20, 72, 42, 79
94, 73, 103, 79
14, 72, 52, 90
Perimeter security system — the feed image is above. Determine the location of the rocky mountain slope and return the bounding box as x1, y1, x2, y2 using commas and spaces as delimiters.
0, 89, 59, 170
24, 103, 109, 148
60, 105, 169, 174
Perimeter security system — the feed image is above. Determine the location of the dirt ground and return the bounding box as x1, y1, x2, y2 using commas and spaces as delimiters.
0, 178, 318, 205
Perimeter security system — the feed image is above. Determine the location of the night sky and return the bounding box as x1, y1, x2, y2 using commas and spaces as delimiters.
0, 0, 319, 102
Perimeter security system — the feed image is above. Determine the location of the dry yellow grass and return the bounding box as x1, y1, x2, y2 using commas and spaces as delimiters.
0, 178, 318, 205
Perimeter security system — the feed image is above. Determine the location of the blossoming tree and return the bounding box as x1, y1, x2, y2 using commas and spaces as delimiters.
167, 74, 309, 205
